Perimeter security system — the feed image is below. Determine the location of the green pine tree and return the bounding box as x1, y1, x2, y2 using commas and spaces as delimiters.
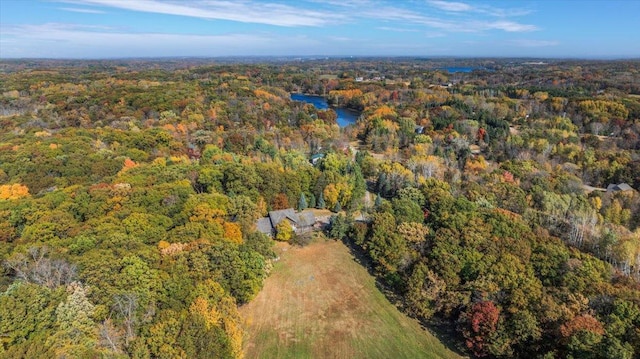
333, 201, 342, 213
298, 193, 308, 211
317, 192, 326, 209
375, 193, 383, 208
308, 193, 316, 209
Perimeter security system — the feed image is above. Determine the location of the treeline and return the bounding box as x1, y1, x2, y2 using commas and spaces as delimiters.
331, 176, 639, 357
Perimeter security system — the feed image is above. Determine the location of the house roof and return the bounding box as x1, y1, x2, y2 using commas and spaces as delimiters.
617, 183, 633, 191
269, 208, 299, 227
256, 208, 317, 235
298, 211, 316, 227
607, 183, 633, 192
256, 217, 273, 235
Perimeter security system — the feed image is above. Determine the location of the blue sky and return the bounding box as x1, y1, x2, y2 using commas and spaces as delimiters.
1, 0, 639, 59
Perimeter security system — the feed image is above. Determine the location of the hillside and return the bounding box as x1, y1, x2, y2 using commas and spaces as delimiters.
240, 240, 461, 359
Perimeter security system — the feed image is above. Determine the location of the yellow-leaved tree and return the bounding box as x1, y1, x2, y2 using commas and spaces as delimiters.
0, 183, 30, 200
223, 222, 243, 244
275, 220, 294, 242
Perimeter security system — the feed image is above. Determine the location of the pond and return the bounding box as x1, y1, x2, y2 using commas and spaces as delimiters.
440, 67, 476, 73
291, 93, 360, 127
439, 66, 492, 73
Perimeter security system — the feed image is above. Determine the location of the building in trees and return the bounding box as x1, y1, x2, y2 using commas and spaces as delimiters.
256, 208, 316, 237
606, 183, 634, 192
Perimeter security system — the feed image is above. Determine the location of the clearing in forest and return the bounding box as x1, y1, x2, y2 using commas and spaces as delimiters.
239, 240, 461, 359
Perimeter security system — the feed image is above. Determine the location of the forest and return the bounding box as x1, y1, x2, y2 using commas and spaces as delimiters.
1, 58, 639, 358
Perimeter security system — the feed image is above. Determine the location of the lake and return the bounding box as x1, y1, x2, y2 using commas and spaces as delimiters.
440, 67, 492, 73
440, 67, 475, 73
291, 93, 360, 127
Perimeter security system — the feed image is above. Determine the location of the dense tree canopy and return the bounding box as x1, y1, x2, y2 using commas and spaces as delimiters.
1, 58, 639, 358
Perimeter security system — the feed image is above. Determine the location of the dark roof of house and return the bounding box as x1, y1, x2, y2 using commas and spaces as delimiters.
607, 183, 633, 192
269, 208, 299, 227
256, 217, 273, 235
298, 211, 316, 227
256, 208, 317, 235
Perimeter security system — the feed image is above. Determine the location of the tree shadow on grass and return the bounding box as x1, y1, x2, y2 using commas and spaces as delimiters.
338, 235, 469, 358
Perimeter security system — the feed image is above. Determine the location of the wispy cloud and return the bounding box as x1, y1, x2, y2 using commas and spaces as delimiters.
425, 32, 446, 38
328, 36, 352, 42
56, 1, 537, 33
480, 7, 533, 18
68, 0, 340, 27
427, 0, 533, 18
60, 7, 105, 14
309, 0, 372, 7
427, 1, 473, 12
0, 23, 322, 58
362, 6, 537, 33
362, 7, 464, 31
376, 26, 419, 33
0, 0, 547, 58
486, 21, 537, 32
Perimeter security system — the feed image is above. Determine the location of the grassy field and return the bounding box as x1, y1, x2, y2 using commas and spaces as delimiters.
239, 240, 462, 359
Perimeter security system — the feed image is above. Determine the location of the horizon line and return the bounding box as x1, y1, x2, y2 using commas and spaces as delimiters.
2, 55, 640, 61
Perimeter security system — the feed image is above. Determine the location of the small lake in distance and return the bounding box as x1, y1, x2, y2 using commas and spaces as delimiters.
440, 67, 492, 73
291, 93, 360, 127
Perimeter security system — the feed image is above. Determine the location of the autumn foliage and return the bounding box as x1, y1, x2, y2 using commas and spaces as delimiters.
1, 58, 640, 359
559, 313, 605, 338
463, 301, 501, 357
223, 222, 243, 244
0, 183, 30, 200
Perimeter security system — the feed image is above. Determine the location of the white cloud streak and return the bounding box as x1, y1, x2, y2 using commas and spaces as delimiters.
376, 27, 419, 32
66, 0, 339, 27
427, 0, 533, 18
61, 1, 535, 32
427, 1, 473, 12
362, 6, 537, 32
486, 21, 537, 32
0, 23, 322, 58
0, 1, 544, 58
60, 7, 105, 14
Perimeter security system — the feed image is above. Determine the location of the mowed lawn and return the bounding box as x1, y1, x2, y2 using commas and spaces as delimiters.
239, 240, 461, 359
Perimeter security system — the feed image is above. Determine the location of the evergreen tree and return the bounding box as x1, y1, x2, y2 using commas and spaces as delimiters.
308, 193, 316, 209
317, 192, 326, 209
298, 193, 308, 211
377, 172, 390, 196
328, 214, 349, 240
333, 201, 342, 213
377, 172, 387, 194
375, 193, 383, 209
350, 164, 366, 209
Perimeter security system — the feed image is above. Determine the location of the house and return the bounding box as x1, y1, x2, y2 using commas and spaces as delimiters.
606, 183, 634, 192
256, 208, 316, 237
310, 153, 325, 165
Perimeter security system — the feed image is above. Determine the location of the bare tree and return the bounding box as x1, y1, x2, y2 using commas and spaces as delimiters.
568, 210, 597, 248
113, 293, 139, 347
3, 246, 77, 288
99, 318, 124, 354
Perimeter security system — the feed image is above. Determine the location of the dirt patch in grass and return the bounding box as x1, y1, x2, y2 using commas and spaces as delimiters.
240, 240, 461, 359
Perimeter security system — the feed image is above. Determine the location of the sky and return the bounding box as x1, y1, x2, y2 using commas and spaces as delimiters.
1, 0, 639, 59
